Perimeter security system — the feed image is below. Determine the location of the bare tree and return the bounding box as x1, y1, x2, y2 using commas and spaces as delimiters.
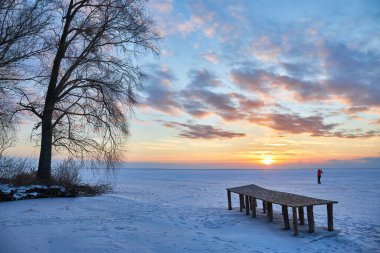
0, 93, 15, 155
0, 0, 49, 82
19, 0, 159, 180
0, 0, 50, 155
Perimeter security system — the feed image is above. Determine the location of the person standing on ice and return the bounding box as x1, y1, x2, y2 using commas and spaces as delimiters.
317, 169, 323, 184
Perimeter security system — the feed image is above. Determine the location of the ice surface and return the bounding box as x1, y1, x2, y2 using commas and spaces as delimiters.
0, 168, 379, 253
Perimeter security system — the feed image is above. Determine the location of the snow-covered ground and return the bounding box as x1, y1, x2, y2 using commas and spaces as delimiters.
1, 168, 379, 253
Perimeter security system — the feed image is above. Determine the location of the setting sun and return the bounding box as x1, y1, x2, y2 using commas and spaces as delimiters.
262, 156, 275, 165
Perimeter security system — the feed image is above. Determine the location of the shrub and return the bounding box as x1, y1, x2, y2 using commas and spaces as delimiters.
52, 158, 82, 188
52, 159, 112, 196
0, 156, 36, 185
68, 183, 112, 197
0, 157, 112, 199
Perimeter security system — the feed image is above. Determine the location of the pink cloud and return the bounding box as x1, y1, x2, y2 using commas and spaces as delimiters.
201, 52, 220, 64
230, 67, 327, 102
162, 121, 246, 140
250, 36, 282, 62
177, 13, 214, 36
150, 0, 173, 13
345, 106, 369, 114
267, 114, 337, 136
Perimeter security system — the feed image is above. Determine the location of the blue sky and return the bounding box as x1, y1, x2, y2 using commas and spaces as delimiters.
10, 0, 380, 169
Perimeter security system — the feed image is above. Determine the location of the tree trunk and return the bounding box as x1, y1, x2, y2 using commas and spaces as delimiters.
37, 99, 55, 180
36, 4, 72, 180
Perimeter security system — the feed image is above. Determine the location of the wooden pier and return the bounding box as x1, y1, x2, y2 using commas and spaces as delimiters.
226, 184, 338, 235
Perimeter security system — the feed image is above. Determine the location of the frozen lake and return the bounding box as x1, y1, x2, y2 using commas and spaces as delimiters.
1, 168, 379, 252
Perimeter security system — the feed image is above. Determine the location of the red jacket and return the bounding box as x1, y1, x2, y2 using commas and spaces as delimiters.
317, 169, 323, 176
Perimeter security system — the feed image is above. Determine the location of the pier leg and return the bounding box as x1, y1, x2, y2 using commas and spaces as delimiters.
292, 207, 298, 236
282, 205, 290, 230
245, 195, 250, 215
298, 207, 305, 225
227, 190, 232, 210
307, 205, 315, 233
262, 200, 266, 213
239, 194, 243, 212
327, 203, 334, 231
250, 197, 256, 218
267, 202, 273, 222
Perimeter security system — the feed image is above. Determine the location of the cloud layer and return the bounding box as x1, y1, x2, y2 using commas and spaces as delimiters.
141, 0, 380, 141
162, 121, 246, 140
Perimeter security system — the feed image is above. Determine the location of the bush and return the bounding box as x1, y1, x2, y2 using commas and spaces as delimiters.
52, 159, 112, 196
53, 159, 82, 188
0, 157, 112, 199
0, 156, 36, 185
68, 183, 113, 197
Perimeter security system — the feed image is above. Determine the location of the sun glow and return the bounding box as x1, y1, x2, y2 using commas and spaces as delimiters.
262, 155, 274, 165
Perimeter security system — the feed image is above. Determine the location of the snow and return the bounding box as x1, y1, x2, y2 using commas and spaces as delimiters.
0, 168, 379, 253
0, 184, 66, 200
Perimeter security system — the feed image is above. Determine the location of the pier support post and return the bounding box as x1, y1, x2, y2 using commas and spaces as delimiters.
239, 194, 243, 212
292, 207, 298, 236
250, 197, 256, 218
262, 200, 266, 213
227, 190, 232, 210
245, 195, 250, 215
282, 205, 290, 229
307, 205, 315, 233
298, 207, 305, 225
267, 202, 273, 222
327, 203, 334, 231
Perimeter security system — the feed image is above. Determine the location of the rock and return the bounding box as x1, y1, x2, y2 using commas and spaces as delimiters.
0, 190, 14, 201
0, 184, 69, 201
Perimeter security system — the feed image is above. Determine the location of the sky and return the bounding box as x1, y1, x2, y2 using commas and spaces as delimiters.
9, 0, 380, 169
